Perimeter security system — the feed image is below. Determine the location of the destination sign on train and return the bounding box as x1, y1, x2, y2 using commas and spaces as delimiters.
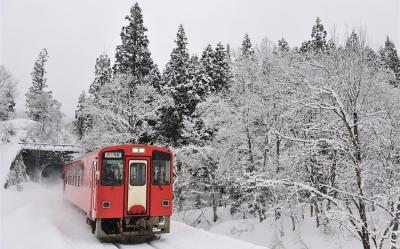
104, 152, 122, 158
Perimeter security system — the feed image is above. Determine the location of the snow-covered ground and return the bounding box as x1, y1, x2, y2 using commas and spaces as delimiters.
1, 183, 268, 249
175, 206, 361, 249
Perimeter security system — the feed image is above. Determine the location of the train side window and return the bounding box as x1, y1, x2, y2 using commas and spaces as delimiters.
130, 163, 146, 186
152, 150, 171, 185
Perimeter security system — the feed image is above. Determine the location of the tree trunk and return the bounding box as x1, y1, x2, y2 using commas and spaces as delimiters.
391, 198, 400, 249
327, 150, 337, 211
276, 136, 281, 173
353, 112, 371, 249
246, 126, 254, 172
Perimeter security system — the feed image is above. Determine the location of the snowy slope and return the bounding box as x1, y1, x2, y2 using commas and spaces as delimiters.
0, 119, 37, 184
1, 183, 268, 249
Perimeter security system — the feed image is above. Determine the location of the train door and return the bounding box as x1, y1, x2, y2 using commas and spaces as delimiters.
90, 160, 98, 218
126, 158, 149, 215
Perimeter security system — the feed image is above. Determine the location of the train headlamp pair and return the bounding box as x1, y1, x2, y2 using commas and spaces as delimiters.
132, 147, 145, 153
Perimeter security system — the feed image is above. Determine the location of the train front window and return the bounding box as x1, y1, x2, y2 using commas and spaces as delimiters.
130, 163, 146, 186
101, 151, 124, 186
152, 150, 171, 185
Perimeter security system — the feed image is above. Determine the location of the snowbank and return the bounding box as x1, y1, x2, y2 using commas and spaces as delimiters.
174, 206, 361, 249
1, 183, 268, 249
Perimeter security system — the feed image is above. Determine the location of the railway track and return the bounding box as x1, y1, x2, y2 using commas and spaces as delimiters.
112, 242, 157, 249
111, 239, 176, 249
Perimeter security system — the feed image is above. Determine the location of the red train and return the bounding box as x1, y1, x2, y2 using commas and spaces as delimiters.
63, 144, 173, 241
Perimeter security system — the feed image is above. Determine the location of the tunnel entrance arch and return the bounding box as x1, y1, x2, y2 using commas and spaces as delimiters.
15, 143, 81, 183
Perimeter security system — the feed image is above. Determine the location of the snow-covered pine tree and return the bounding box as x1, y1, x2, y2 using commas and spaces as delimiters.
26, 48, 49, 121
89, 53, 112, 99
236, 33, 258, 94
213, 42, 232, 93
25, 49, 63, 140
300, 17, 328, 53
161, 24, 197, 145
277, 38, 290, 54
74, 91, 92, 139
379, 36, 400, 87
240, 33, 256, 60
114, 2, 155, 83
112, 2, 160, 141
195, 45, 213, 97
0, 66, 17, 121
310, 17, 328, 53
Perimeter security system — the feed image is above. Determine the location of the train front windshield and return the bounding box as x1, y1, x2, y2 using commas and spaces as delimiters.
152, 150, 171, 185
102, 151, 124, 186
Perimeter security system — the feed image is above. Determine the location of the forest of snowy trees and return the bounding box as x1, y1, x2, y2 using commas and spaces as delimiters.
70, 3, 400, 249
69, 4, 400, 249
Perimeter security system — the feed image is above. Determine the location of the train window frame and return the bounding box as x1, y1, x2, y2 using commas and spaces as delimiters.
101, 150, 124, 186
129, 162, 146, 186
152, 150, 171, 185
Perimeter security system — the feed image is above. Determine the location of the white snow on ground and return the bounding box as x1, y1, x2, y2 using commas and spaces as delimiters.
175, 207, 361, 249
1, 183, 268, 249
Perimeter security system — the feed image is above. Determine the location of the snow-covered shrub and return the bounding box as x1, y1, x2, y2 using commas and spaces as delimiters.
4, 154, 29, 191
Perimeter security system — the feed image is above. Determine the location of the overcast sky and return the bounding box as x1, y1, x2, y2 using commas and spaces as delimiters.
1, 0, 399, 118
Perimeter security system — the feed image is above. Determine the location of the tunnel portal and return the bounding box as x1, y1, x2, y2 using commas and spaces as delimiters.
15, 143, 81, 183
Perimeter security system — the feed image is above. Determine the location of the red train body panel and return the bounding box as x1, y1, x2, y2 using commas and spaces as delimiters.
63, 144, 173, 241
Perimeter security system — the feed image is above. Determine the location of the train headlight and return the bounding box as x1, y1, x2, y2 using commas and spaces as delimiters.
162, 200, 169, 207
132, 147, 145, 153
102, 201, 111, 208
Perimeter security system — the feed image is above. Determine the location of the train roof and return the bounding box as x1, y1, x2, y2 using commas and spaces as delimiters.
64, 144, 172, 166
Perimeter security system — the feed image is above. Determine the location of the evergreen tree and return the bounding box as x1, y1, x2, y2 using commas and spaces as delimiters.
213, 42, 233, 92
197, 45, 214, 95
114, 2, 155, 84
300, 17, 328, 53
89, 53, 112, 98
26, 48, 49, 121
277, 38, 290, 54
240, 33, 255, 60
310, 17, 328, 52
237, 34, 258, 93
74, 91, 92, 139
0, 66, 17, 121
160, 24, 199, 145
25, 49, 63, 137
190, 54, 210, 101
380, 36, 400, 87
163, 24, 197, 116
113, 2, 160, 139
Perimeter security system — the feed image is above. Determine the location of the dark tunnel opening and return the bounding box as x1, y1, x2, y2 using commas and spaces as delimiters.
40, 163, 64, 184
